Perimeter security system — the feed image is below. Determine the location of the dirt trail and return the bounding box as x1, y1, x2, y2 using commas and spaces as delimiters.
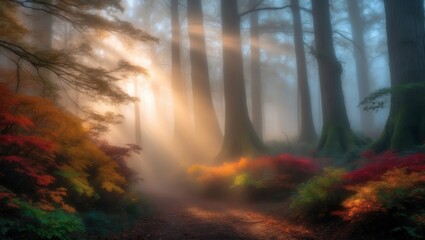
114, 189, 318, 240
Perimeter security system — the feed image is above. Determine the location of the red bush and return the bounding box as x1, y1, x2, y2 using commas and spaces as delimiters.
344, 151, 425, 184
245, 154, 318, 183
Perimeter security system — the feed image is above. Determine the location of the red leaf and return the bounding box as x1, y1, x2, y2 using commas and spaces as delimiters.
0, 112, 34, 129
0, 135, 57, 152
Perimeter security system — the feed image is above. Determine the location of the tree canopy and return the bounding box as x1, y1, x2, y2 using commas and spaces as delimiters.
1, 0, 156, 104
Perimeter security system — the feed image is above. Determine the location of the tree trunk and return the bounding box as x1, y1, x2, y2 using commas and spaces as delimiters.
312, 0, 361, 154
171, 0, 189, 141
217, 0, 264, 161
134, 78, 142, 146
187, 0, 222, 146
372, 0, 425, 151
144, 0, 160, 127
347, 0, 375, 136
250, 10, 263, 140
290, 0, 317, 143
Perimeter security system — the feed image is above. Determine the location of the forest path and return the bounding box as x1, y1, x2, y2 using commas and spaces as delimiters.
113, 188, 319, 240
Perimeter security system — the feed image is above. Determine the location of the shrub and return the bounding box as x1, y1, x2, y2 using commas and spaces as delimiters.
245, 154, 317, 185
230, 173, 272, 199
0, 84, 146, 238
339, 168, 425, 239
345, 151, 425, 184
82, 210, 117, 236
233, 155, 317, 199
188, 158, 249, 197
188, 154, 317, 199
121, 193, 153, 221
290, 168, 347, 219
0, 199, 84, 240
82, 195, 152, 237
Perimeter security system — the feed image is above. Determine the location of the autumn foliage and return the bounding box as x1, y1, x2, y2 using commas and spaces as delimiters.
290, 168, 347, 219
290, 151, 425, 238
188, 154, 317, 199
0, 84, 142, 239
339, 153, 425, 238
344, 151, 425, 184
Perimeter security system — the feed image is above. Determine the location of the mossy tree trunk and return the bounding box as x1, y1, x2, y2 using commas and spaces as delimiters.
290, 0, 317, 143
187, 0, 222, 147
312, 0, 361, 154
217, 0, 264, 161
372, 0, 425, 151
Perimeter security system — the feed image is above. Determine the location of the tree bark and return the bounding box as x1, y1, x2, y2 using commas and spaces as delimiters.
290, 0, 317, 143
250, 10, 263, 140
217, 0, 264, 161
312, 0, 361, 153
372, 0, 425, 151
187, 0, 222, 146
347, 0, 375, 136
171, 0, 189, 141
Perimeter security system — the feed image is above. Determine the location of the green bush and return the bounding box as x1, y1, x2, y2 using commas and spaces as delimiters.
123, 194, 153, 220
290, 168, 347, 219
82, 210, 118, 236
0, 200, 84, 240
82, 195, 152, 237
230, 173, 267, 199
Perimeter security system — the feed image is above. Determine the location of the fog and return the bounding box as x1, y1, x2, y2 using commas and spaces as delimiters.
88, 0, 391, 189
4, 0, 425, 239
0, 0, 393, 187
94, 1, 386, 189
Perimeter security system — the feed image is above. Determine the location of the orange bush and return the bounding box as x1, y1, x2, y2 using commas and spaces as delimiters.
187, 154, 317, 199
340, 168, 425, 221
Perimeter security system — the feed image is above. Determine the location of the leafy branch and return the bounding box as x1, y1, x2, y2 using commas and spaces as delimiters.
359, 83, 425, 112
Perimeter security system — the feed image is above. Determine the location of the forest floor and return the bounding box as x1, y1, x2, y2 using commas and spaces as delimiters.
105, 188, 352, 240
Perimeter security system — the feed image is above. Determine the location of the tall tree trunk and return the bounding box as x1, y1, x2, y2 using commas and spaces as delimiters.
372, 0, 425, 151
144, 0, 159, 126
217, 0, 264, 161
134, 78, 142, 146
250, 10, 263, 140
187, 0, 222, 145
171, 0, 188, 140
312, 0, 361, 153
291, 0, 317, 143
347, 0, 375, 136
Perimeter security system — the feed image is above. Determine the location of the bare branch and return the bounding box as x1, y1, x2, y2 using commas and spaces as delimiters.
239, 4, 311, 17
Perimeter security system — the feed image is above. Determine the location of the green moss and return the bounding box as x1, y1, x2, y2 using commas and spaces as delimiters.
318, 124, 364, 155
372, 107, 425, 152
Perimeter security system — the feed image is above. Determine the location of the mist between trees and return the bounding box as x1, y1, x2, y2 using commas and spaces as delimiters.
1, 0, 425, 239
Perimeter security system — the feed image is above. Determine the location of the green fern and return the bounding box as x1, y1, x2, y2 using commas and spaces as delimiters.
359, 83, 425, 112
